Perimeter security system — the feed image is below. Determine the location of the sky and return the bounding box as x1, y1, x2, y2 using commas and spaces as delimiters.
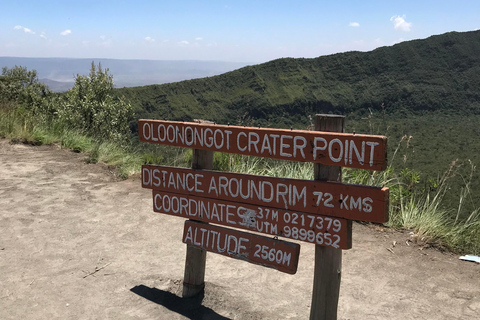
1, 0, 480, 63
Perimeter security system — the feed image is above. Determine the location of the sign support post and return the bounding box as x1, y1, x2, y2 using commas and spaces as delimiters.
182, 123, 214, 298
310, 114, 344, 320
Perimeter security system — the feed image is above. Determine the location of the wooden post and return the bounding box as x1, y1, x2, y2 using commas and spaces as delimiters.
182, 127, 214, 298
310, 114, 344, 320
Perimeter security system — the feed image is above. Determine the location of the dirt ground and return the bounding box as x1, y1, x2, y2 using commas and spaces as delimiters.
0, 139, 479, 320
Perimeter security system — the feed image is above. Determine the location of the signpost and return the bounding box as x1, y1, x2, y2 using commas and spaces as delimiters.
182, 142, 212, 297
138, 115, 389, 319
310, 114, 345, 320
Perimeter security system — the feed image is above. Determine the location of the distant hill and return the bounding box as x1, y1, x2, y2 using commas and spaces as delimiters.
0, 57, 250, 92
117, 30, 480, 130
38, 78, 75, 92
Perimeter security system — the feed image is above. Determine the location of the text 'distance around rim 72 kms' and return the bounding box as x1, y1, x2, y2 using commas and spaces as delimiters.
142, 165, 389, 223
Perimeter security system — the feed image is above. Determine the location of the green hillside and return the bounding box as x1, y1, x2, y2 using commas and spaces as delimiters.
118, 30, 480, 129
117, 30, 480, 213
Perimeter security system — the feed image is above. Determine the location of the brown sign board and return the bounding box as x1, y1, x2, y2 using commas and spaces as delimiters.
139, 119, 388, 171
153, 190, 352, 249
183, 220, 301, 274
142, 165, 389, 223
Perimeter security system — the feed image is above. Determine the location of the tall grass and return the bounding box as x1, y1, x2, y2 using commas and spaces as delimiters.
205, 150, 480, 254
87, 141, 144, 179
447, 209, 480, 253
387, 164, 480, 254
0, 106, 36, 142
342, 155, 479, 254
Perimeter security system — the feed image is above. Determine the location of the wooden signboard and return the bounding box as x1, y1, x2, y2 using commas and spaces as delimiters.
139, 119, 388, 171
153, 190, 352, 249
142, 165, 389, 223
139, 115, 390, 318
183, 220, 301, 274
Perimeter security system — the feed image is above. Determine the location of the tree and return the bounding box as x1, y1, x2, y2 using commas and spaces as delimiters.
0, 65, 49, 107
1, 65, 38, 86
60, 62, 133, 141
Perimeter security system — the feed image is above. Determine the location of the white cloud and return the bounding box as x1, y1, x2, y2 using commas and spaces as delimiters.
178, 40, 189, 45
349, 22, 360, 27
390, 15, 412, 32
14, 25, 35, 34
195, 37, 203, 41
40, 32, 47, 39
60, 29, 72, 36
144, 36, 155, 42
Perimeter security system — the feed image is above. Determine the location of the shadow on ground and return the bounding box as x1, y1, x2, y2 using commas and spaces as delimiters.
130, 285, 231, 320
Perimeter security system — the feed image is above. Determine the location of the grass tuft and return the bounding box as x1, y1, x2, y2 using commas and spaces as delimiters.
60, 131, 94, 153
87, 141, 144, 179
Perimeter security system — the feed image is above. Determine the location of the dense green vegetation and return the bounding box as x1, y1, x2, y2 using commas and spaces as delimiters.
1, 30, 479, 254
119, 30, 480, 129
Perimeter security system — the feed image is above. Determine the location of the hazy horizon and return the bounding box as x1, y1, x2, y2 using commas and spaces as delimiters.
2, 1, 480, 63
0, 56, 252, 91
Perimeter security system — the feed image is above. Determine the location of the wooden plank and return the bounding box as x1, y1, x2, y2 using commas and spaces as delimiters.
183, 220, 301, 274
182, 133, 213, 298
142, 165, 389, 223
152, 190, 352, 249
139, 119, 388, 171
310, 114, 344, 320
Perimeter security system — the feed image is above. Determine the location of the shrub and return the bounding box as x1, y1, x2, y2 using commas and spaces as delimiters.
58, 62, 133, 142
